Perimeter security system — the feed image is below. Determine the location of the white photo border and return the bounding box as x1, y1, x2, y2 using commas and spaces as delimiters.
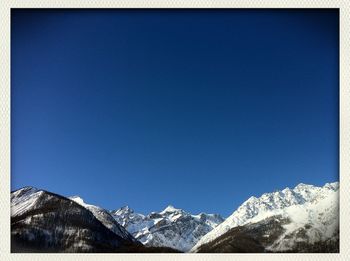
1, 1, 349, 261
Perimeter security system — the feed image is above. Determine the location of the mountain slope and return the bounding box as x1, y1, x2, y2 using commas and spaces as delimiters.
196, 213, 338, 253
111, 205, 224, 252
11, 182, 338, 253
69, 196, 136, 242
192, 182, 339, 252
11, 187, 140, 252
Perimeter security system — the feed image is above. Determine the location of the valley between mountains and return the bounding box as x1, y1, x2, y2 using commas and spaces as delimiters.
11, 182, 339, 253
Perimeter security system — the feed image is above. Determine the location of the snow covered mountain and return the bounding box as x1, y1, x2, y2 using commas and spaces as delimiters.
111, 205, 224, 252
192, 182, 339, 252
11, 187, 140, 252
11, 181, 339, 253
69, 196, 136, 243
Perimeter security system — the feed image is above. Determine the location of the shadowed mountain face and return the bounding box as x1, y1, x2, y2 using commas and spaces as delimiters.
11, 182, 339, 253
193, 182, 339, 253
11, 187, 141, 253
11, 187, 181, 253
69, 196, 137, 243
192, 182, 339, 251
196, 216, 288, 253
195, 215, 339, 253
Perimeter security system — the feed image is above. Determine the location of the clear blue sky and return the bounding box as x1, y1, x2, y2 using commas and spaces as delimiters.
11, 9, 339, 217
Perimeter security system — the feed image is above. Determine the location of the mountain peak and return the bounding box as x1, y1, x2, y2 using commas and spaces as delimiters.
323, 182, 339, 191
112, 204, 223, 251
21, 185, 37, 190
11, 187, 139, 252
191, 181, 339, 252
120, 205, 134, 213
161, 205, 181, 213
12, 186, 39, 194
293, 182, 325, 193
294, 182, 312, 188
246, 195, 258, 202
113, 205, 134, 215
69, 196, 85, 205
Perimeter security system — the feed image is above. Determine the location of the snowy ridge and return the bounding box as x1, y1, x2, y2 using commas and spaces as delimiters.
11, 182, 338, 253
11, 187, 137, 244
267, 188, 339, 251
192, 181, 339, 251
11, 187, 44, 217
112, 206, 147, 235
11, 187, 139, 252
111, 205, 224, 252
69, 196, 137, 242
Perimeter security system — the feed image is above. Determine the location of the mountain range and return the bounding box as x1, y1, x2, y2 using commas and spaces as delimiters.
11, 187, 139, 252
11, 181, 339, 253
111, 205, 224, 251
192, 182, 339, 252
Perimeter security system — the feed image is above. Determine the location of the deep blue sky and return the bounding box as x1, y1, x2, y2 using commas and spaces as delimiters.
11, 9, 339, 217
